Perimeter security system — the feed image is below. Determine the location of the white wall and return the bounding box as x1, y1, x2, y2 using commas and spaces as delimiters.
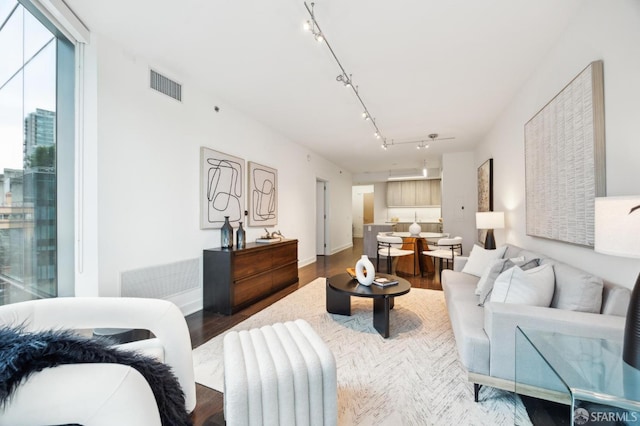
373, 182, 387, 223
77, 34, 353, 308
476, 0, 640, 288
441, 152, 477, 255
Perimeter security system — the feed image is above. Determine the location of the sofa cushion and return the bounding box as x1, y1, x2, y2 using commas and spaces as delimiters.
490, 264, 555, 307
477, 258, 540, 306
543, 260, 603, 313
461, 245, 507, 277
442, 270, 479, 303
601, 282, 630, 316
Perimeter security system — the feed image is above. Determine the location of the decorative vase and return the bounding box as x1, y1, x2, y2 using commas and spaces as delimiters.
623, 273, 640, 369
236, 222, 246, 249
220, 216, 233, 248
355, 255, 375, 286
409, 222, 422, 236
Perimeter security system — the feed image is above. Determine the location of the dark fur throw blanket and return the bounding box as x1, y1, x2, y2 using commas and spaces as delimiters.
0, 326, 192, 426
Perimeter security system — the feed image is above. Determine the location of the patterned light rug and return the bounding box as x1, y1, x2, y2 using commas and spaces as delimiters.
192, 277, 532, 425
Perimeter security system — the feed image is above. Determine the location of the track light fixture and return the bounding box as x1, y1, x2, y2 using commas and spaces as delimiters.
304, 2, 384, 142
303, 3, 324, 42
336, 73, 352, 87
384, 133, 455, 150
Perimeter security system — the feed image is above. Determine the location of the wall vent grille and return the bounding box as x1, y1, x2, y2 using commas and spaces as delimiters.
120, 258, 199, 299
150, 69, 182, 102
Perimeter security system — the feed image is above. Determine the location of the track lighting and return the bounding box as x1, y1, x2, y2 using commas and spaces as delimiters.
384, 133, 454, 150
303, 3, 324, 42
336, 74, 351, 87
304, 1, 384, 144
303, 2, 456, 152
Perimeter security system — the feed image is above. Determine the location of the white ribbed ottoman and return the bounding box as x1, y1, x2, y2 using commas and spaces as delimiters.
223, 319, 337, 426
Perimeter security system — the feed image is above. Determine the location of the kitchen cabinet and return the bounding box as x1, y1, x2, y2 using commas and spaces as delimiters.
414, 181, 431, 206
429, 180, 441, 205
400, 180, 416, 205
386, 179, 441, 206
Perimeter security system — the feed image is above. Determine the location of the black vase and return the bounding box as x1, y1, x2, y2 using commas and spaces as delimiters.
220, 216, 233, 248
236, 222, 246, 249
623, 273, 640, 369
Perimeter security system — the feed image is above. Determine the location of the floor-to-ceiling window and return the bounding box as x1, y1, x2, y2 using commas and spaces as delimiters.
0, 0, 74, 304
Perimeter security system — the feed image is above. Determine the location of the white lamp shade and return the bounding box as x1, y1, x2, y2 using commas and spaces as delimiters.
476, 211, 505, 230
595, 196, 640, 258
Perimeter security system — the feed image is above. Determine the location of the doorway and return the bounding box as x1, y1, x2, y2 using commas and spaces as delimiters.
316, 180, 328, 256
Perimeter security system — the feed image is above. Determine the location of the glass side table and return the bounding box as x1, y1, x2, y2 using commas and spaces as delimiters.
515, 327, 640, 425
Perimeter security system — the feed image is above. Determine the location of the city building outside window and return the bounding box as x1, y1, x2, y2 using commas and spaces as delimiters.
0, 1, 74, 304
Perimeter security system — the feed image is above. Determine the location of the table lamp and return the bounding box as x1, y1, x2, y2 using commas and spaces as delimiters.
476, 211, 504, 250
594, 196, 640, 370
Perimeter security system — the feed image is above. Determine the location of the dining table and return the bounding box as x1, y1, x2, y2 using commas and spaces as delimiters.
390, 232, 446, 276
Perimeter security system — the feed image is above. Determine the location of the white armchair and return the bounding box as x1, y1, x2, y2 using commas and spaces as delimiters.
0, 297, 196, 426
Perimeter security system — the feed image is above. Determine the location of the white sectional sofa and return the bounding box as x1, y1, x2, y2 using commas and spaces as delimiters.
442, 243, 630, 401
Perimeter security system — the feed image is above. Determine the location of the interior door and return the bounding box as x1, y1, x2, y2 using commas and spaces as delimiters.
363, 192, 374, 225
316, 180, 326, 255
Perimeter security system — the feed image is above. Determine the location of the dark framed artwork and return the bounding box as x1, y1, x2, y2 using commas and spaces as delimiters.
248, 161, 278, 227
477, 158, 493, 245
200, 147, 245, 229
524, 60, 606, 247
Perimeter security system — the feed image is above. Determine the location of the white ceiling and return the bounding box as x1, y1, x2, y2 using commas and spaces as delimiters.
65, 0, 583, 178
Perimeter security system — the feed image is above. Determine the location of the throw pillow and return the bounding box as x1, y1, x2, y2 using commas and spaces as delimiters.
490, 263, 555, 307
474, 256, 527, 295
477, 258, 540, 306
461, 244, 507, 277
549, 261, 604, 313
475, 258, 508, 295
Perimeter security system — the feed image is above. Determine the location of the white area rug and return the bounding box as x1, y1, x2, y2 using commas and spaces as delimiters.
192, 278, 532, 425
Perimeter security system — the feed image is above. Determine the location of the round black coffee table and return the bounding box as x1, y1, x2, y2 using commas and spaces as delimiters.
326, 273, 411, 338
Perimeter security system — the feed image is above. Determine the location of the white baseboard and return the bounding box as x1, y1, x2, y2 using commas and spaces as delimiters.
166, 288, 202, 316
298, 256, 317, 268
330, 242, 353, 255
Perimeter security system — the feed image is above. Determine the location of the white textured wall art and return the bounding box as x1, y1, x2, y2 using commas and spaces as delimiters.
525, 61, 606, 247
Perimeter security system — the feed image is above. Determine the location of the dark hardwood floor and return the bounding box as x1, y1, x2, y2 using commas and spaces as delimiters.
187, 237, 440, 425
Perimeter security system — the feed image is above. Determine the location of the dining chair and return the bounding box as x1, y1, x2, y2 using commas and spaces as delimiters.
422, 236, 463, 276
376, 235, 414, 274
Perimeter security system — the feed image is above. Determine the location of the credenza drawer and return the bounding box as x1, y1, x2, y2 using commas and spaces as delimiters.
272, 262, 298, 292
233, 250, 272, 280
234, 273, 272, 306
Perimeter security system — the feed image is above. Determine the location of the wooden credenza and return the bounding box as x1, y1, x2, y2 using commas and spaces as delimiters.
203, 239, 298, 315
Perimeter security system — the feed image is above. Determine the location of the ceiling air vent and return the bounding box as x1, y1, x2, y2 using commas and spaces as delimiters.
150, 69, 182, 102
